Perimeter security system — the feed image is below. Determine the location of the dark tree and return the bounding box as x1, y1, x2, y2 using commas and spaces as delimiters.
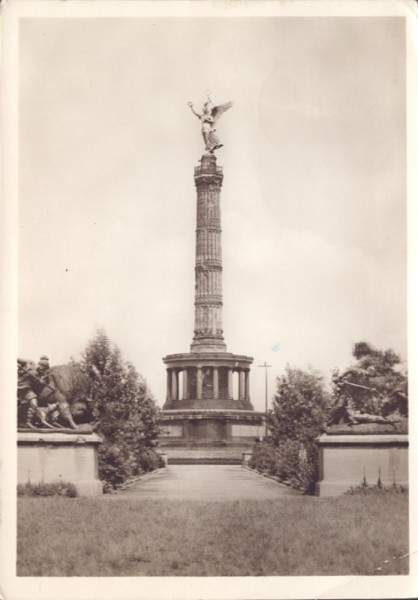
269, 366, 332, 445
81, 329, 163, 488
250, 365, 331, 494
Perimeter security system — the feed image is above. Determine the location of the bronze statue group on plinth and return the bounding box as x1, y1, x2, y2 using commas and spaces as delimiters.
17, 357, 94, 431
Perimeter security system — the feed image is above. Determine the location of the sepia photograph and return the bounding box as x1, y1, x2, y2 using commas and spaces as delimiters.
1, 1, 417, 599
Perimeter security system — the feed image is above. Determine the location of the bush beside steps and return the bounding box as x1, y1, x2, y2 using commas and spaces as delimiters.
18, 480, 77, 497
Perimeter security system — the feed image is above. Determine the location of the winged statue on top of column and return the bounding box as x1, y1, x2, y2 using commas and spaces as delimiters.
188, 94, 233, 154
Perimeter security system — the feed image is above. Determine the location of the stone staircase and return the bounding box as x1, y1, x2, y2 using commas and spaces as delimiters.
161, 446, 249, 465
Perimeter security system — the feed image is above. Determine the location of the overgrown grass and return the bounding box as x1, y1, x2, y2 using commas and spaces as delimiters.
346, 481, 408, 495
17, 494, 408, 576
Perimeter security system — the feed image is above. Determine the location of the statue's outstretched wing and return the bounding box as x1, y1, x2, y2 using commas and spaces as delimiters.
212, 101, 233, 122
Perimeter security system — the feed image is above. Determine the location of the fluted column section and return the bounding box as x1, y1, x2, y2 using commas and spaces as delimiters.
191, 154, 227, 353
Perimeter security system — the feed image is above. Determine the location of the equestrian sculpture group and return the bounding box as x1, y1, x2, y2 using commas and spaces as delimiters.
328, 365, 408, 429
17, 356, 94, 430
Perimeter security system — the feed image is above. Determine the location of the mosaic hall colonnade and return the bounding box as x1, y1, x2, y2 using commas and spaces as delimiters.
163, 353, 253, 411
166, 365, 250, 403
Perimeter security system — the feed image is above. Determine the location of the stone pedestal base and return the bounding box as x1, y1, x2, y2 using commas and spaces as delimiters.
315, 433, 408, 497
242, 452, 252, 466
159, 409, 264, 463
18, 431, 103, 497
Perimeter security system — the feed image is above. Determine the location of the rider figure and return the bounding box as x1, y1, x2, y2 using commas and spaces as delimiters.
18, 356, 59, 428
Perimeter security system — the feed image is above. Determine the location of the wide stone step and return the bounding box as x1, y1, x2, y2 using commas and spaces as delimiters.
163, 448, 246, 465
163, 400, 254, 410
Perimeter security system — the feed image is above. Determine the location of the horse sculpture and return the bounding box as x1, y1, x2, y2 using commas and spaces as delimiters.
18, 360, 94, 430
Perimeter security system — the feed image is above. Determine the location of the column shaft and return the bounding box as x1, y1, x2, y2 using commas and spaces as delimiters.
245, 370, 250, 401
166, 369, 171, 403
213, 367, 219, 400
239, 370, 245, 401
191, 154, 226, 352
227, 368, 233, 399
182, 369, 188, 400
171, 370, 178, 401
196, 366, 202, 400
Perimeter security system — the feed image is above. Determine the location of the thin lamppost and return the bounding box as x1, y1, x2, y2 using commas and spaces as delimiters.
259, 361, 272, 438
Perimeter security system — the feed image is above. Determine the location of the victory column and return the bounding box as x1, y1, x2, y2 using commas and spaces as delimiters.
160, 96, 264, 462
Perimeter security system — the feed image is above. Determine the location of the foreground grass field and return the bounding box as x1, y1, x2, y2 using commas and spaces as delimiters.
17, 494, 408, 576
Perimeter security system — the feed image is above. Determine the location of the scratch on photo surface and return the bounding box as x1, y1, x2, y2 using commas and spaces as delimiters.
316, 550, 417, 599
372, 550, 411, 573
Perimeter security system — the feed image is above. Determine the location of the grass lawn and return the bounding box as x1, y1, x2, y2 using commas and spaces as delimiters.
17, 494, 408, 576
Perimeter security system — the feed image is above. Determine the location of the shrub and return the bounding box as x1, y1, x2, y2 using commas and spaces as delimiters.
249, 439, 318, 493
17, 480, 77, 497
137, 449, 165, 473
98, 443, 164, 490
250, 365, 330, 494
268, 366, 331, 445
98, 444, 126, 488
248, 439, 277, 474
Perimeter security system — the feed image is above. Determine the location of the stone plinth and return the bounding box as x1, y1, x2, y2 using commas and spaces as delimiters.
242, 452, 252, 466
315, 432, 408, 497
18, 431, 103, 497
159, 409, 264, 463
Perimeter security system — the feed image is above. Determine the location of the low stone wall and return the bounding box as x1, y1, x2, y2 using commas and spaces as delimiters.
315, 433, 408, 496
18, 431, 103, 497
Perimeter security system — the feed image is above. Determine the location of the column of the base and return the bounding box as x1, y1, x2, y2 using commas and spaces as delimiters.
245, 370, 250, 401
213, 367, 219, 400
166, 369, 172, 403
182, 368, 188, 400
227, 368, 233, 399
239, 370, 245, 401
171, 370, 178, 402
197, 366, 202, 400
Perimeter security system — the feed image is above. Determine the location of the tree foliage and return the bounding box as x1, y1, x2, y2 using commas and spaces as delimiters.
81, 329, 163, 488
250, 366, 332, 493
268, 366, 332, 445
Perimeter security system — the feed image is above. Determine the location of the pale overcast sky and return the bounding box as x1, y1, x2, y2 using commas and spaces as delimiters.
18, 16, 406, 411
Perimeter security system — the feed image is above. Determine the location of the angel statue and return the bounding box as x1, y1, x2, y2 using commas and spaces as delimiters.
188, 95, 233, 154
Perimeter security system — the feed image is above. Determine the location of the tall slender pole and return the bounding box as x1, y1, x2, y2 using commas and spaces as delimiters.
259, 361, 272, 438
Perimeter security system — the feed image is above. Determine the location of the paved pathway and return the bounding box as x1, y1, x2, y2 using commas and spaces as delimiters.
118, 465, 298, 500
